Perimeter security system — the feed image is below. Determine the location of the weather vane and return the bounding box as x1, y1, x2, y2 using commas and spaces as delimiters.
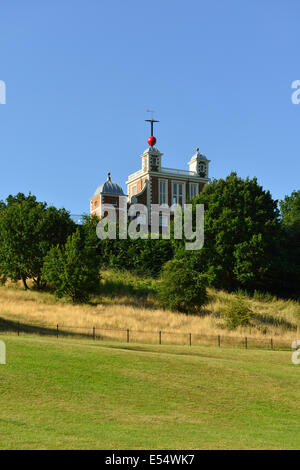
145, 109, 159, 146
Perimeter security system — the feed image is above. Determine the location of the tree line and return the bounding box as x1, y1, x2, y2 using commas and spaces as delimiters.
0, 173, 299, 305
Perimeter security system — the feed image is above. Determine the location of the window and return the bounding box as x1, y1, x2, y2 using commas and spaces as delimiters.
172, 182, 185, 206
159, 180, 167, 205
198, 162, 206, 176
190, 183, 198, 199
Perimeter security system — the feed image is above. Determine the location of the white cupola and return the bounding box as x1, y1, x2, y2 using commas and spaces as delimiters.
141, 146, 163, 172
188, 148, 210, 178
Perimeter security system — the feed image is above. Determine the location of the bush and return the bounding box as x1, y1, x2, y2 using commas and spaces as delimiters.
223, 296, 254, 330
157, 259, 208, 313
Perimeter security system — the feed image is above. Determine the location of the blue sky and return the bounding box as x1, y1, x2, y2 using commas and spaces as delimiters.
0, 0, 299, 215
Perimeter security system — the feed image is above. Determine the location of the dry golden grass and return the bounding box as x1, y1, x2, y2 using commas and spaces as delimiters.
0, 270, 299, 347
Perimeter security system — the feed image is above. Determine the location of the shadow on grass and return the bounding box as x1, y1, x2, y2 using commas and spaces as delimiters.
254, 313, 297, 331
88, 277, 160, 310
101, 278, 156, 297
0, 317, 95, 340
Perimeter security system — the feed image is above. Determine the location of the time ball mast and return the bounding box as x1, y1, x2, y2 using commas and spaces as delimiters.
145, 116, 159, 147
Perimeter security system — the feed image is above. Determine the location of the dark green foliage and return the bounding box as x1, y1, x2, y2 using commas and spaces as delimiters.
175, 173, 282, 293
222, 296, 254, 330
81, 219, 174, 277
0, 193, 76, 289
102, 237, 174, 276
233, 233, 272, 291
157, 259, 208, 313
278, 190, 300, 299
280, 190, 300, 231
42, 228, 101, 303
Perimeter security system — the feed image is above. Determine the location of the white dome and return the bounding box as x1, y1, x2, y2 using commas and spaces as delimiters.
94, 173, 124, 196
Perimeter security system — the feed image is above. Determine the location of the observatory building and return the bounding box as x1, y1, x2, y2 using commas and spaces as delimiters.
90, 119, 211, 221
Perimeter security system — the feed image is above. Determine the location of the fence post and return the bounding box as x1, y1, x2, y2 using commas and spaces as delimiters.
270, 338, 273, 350
56, 324, 59, 339
245, 336, 247, 349
127, 329, 130, 343
159, 331, 162, 345
218, 335, 221, 347
17, 322, 20, 337
189, 333, 192, 346
93, 327, 95, 340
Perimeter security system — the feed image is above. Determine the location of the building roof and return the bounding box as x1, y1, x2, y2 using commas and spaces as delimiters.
94, 172, 125, 196
141, 146, 162, 155
192, 148, 208, 160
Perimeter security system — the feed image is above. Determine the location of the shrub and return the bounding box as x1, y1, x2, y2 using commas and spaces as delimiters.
42, 229, 101, 303
223, 296, 254, 330
157, 259, 208, 313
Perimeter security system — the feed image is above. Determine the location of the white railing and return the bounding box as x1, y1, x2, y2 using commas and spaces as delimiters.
161, 167, 197, 176
128, 167, 202, 181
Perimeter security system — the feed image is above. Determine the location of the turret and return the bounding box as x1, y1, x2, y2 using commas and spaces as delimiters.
188, 148, 210, 178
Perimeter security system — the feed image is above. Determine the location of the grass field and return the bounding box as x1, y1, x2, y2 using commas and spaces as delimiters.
0, 270, 299, 346
0, 334, 299, 449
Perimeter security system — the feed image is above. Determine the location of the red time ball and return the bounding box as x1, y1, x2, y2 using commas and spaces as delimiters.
147, 136, 156, 147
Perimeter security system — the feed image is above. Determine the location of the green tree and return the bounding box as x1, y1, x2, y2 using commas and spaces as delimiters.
175, 173, 281, 293
278, 190, 300, 298
280, 190, 300, 231
157, 258, 208, 313
0, 193, 76, 289
82, 217, 173, 277
233, 234, 272, 291
42, 228, 101, 303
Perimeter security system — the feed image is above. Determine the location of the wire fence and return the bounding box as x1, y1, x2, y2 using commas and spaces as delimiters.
0, 317, 294, 350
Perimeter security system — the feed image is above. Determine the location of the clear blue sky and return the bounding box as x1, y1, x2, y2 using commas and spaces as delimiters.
0, 0, 299, 215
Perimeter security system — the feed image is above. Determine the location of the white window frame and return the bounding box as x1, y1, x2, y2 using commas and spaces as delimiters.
171, 180, 186, 206
190, 183, 198, 199
159, 179, 168, 205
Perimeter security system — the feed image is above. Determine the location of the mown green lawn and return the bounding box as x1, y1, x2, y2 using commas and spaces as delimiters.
0, 334, 299, 449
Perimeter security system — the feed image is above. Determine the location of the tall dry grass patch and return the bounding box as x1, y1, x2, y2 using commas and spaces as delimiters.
0, 270, 299, 343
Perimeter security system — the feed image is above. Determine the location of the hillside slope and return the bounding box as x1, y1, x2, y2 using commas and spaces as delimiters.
0, 270, 299, 345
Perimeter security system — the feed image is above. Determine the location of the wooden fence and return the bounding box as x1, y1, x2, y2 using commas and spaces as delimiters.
0, 318, 293, 350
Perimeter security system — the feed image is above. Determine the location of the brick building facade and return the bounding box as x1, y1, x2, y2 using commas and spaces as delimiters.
126, 146, 210, 219
90, 141, 211, 223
